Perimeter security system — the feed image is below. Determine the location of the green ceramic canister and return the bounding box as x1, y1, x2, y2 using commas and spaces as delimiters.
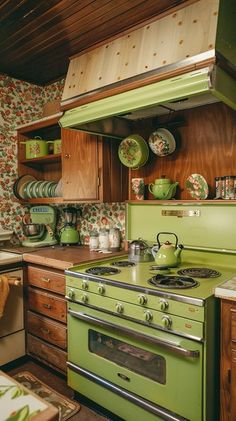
20, 136, 49, 159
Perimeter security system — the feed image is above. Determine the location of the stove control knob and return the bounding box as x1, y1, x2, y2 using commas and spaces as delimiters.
138, 294, 147, 305
67, 289, 75, 300
161, 315, 172, 328
81, 293, 88, 303
82, 280, 88, 290
144, 311, 153, 322
116, 303, 124, 314
98, 284, 105, 295
159, 299, 169, 311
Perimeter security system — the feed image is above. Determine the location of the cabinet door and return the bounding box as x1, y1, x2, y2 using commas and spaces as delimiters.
62, 128, 99, 201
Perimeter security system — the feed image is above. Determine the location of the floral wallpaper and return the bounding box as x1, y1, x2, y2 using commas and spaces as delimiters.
0, 74, 125, 246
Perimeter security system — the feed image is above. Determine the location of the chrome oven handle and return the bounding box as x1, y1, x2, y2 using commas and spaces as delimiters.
68, 310, 200, 358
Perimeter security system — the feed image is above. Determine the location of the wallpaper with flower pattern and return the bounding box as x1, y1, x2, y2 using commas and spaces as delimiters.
0, 74, 125, 246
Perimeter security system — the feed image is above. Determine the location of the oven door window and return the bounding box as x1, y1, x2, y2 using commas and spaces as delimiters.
89, 329, 166, 384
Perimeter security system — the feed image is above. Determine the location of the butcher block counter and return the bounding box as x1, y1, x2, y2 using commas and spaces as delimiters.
22, 245, 126, 270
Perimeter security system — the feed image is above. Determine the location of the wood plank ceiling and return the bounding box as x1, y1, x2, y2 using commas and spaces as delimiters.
0, 0, 190, 86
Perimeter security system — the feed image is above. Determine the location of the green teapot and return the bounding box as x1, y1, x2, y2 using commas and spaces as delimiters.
148, 177, 178, 200
151, 232, 184, 267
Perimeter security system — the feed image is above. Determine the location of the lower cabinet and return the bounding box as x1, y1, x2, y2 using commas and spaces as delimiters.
26, 265, 67, 374
220, 299, 236, 421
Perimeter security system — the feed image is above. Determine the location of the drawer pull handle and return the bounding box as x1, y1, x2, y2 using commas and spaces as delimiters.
41, 328, 50, 335
43, 303, 51, 309
41, 277, 50, 283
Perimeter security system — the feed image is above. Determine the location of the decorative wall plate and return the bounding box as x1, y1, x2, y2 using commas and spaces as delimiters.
118, 134, 149, 169
148, 128, 176, 156
185, 174, 209, 199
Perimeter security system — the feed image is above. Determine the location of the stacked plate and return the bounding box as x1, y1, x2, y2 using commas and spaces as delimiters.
13, 175, 62, 199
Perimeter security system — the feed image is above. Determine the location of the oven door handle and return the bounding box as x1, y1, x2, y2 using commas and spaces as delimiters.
68, 310, 200, 358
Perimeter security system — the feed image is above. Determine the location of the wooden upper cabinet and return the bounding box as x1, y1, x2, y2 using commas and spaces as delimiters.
62, 129, 99, 201
61, 128, 128, 202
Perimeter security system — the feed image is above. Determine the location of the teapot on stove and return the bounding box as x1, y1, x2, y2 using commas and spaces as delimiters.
151, 232, 183, 267
148, 176, 178, 200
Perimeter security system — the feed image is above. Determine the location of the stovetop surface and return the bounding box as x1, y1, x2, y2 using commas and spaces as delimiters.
66, 251, 236, 300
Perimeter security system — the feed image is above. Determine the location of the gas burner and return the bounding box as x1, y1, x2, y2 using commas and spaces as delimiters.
111, 261, 136, 268
85, 266, 120, 276
148, 275, 198, 289
177, 268, 221, 278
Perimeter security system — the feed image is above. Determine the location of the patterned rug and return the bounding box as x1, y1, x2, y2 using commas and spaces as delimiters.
13, 371, 80, 421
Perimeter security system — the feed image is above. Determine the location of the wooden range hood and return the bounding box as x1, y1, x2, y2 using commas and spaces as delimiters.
60, 0, 236, 136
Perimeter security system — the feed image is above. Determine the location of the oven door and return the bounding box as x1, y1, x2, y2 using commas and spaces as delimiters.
67, 302, 203, 421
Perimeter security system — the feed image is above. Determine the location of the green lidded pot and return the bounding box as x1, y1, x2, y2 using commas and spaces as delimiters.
20, 136, 49, 159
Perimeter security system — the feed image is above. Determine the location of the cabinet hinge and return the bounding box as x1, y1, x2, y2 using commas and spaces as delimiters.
97, 176, 100, 186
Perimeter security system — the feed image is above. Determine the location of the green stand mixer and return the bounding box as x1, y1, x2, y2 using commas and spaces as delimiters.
22, 205, 57, 247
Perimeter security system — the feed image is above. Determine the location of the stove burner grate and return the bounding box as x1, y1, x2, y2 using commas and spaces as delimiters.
85, 266, 120, 276
177, 268, 221, 278
148, 275, 198, 289
111, 261, 136, 268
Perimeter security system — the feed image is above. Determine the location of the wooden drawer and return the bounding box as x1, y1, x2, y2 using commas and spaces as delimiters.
27, 334, 67, 374
27, 311, 67, 350
231, 309, 236, 343
28, 265, 65, 295
28, 287, 67, 323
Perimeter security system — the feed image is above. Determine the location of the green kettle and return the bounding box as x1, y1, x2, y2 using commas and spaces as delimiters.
151, 232, 183, 267
148, 177, 178, 200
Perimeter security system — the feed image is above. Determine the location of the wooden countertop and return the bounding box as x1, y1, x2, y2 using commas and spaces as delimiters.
22, 245, 127, 270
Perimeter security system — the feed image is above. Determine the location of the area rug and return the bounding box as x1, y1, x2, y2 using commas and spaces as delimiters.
13, 371, 80, 421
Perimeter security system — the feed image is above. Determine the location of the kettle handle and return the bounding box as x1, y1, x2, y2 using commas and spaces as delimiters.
148, 183, 154, 194
156, 232, 178, 248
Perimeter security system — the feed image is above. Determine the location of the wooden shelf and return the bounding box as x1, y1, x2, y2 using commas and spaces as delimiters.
20, 154, 61, 167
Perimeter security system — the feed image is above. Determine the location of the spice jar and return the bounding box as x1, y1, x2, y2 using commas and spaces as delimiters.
215, 176, 225, 199
225, 176, 235, 200
89, 230, 99, 250
99, 228, 109, 251
109, 228, 121, 251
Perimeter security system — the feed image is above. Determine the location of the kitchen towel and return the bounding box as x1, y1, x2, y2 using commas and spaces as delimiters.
0, 275, 9, 318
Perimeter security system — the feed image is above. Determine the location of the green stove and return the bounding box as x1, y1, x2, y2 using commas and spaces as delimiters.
66, 203, 236, 421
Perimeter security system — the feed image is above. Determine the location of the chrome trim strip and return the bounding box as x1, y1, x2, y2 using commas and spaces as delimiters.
67, 362, 189, 421
68, 310, 200, 358
65, 271, 204, 307
184, 245, 236, 255
162, 210, 200, 217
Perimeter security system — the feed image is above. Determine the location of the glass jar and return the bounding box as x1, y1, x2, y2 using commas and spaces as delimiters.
89, 230, 99, 250
215, 176, 225, 199
109, 228, 121, 251
225, 176, 235, 200
99, 228, 109, 251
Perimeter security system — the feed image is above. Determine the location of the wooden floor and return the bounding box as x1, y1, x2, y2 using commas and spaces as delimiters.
4, 357, 115, 421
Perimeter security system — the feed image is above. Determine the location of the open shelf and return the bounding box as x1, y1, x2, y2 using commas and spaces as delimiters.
20, 154, 61, 167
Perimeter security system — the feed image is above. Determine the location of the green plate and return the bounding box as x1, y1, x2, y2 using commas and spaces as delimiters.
118, 134, 149, 169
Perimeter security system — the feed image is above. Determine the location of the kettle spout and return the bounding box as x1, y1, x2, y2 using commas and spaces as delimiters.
164, 182, 178, 199
174, 244, 184, 258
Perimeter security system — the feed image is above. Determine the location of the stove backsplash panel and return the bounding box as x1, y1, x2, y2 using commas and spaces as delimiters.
126, 203, 236, 252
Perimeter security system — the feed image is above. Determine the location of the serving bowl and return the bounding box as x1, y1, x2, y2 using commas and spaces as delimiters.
148, 128, 176, 156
